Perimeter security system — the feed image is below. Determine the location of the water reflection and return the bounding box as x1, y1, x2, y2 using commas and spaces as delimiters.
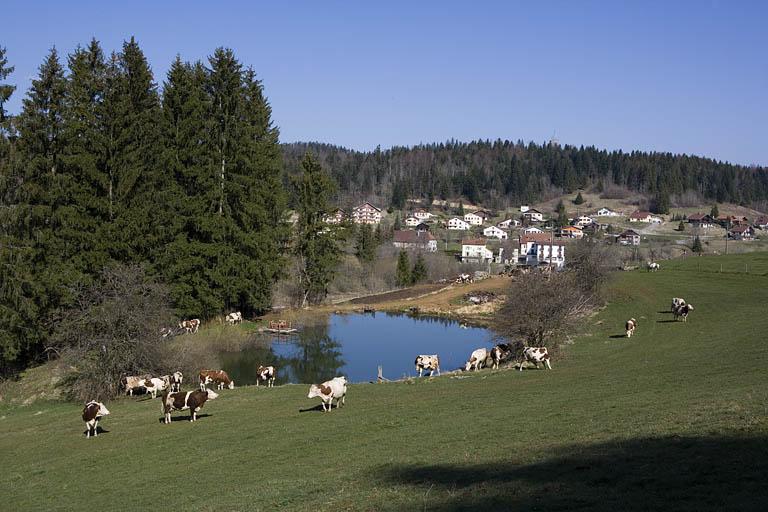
219, 313, 492, 385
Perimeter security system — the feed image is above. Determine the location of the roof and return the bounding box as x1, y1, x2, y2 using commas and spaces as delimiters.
561, 226, 582, 232
729, 225, 753, 233
393, 230, 436, 243
755, 216, 768, 225
619, 229, 640, 237
629, 210, 652, 219
484, 225, 505, 231
355, 202, 381, 212
461, 238, 488, 246
524, 208, 543, 214
448, 217, 468, 223
520, 233, 554, 243
687, 213, 712, 221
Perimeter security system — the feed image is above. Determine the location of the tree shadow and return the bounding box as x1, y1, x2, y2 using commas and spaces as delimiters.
157, 413, 212, 423
371, 435, 768, 511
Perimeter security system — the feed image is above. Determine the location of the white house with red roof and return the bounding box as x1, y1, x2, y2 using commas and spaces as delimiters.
519, 233, 566, 268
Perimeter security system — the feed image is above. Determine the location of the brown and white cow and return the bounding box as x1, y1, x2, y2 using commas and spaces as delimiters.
674, 303, 694, 322
415, 355, 440, 377
179, 318, 201, 334
307, 376, 347, 412
161, 371, 183, 393
141, 376, 170, 399
121, 375, 150, 396
671, 297, 686, 312
162, 388, 219, 423
626, 318, 637, 338
256, 365, 275, 387
225, 312, 243, 325
465, 348, 489, 372
82, 401, 110, 438
490, 343, 513, 370
519, 347, 552, 371
199, 369, 235, 390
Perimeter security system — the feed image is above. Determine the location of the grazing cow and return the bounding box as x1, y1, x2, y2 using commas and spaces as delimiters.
142, 376, 170, 399
647, 262, 660, 272
674, 303, 694, 322
162, 389, 218, 423
490, 343, 513, 370
162, 371, 183, 393
519, 347, 552, 371
671, 297, 686, 312
82, 401, 110, 438
160, 327, 176, 338
626, 318, 637, 338
307, 376, 347, 412
256, 365, 276, 387
225, 312, 243, 325
199, 369, 235, 390
121, 375, 150, 396
465, 348, 489, 372
179, 319, 201, 334
414, 355, 441, 377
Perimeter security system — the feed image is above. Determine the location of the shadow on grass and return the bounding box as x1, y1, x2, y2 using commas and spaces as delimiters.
372, 435, 768, 511
156, 413, 212, 423
83, 426, 110, 436
608, 334, 627, 339
299, 404, 331, 413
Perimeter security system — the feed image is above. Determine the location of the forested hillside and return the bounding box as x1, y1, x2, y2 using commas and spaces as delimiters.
0, 41, 285, 373
282, 141, 768, 212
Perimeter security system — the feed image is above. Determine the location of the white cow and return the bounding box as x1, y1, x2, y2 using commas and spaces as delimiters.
225, 312, 243, 325
647, 262, 660, 272
674, 303, 694, 322
519, 347, 552, 371
307, 376, 347, 412
626, 318, 637, 338
142, 376, 170, 399
414, 355, 440, 377
671, 297, 686, 312
121, 375, 147, 396
465, 348, 489, 371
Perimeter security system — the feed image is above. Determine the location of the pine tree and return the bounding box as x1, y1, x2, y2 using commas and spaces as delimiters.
653, 190, 670, 214
556, 200, 569, 227
458, 201, 465, 215
0, 46, 15, 124
295, 153, 341, 306
678, 220, 685, 232
692, 235, 703, 253
355, 223, 376, 262
573, 191, 584, 204
411, 253, 427, 284
711, 204, 719, 218
393, 213, 401, 230
396, 250, 411, 286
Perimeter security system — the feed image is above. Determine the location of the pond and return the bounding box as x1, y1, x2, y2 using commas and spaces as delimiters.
218, 313, 496, 385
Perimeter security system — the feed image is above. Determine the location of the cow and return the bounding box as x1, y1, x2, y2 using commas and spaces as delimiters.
647, 262, 660, 272
179, 318, 201, 334
256, 365, 276, 387
490, 343, 513, 370
160, 327, 177, 338
121, 375, 150, 396
162, 371, 183, 393
307, 376, 347, 412
626, 318, 637, 338
414, 355, 440, 377
465, 348, 489, 372
674, 303, 694, 322
519, 347, 552, 371
671, 297, 686, 312
199, 369, 235, 390
162, 388, 218, 423
142, 376, 170, 399
225, 312, 243, 325
82, 401, 110, 438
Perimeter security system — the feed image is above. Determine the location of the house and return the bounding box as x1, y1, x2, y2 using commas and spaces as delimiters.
463, 212, 484, 226
483, 225, 508, 240
571, 215, 594, 228
393, 230, 438, 252
522, 208, 544, 222
461, 239, 494, 262
415, 222, 430, 232
629, 211, 662, 223
596, 207, 620, 217
519, 233, 566, 269
497, 218, 520, 229
520, 205, 530, 213
717, 215, 749, 227
687, 213, 716, 229
581, 222, 603, 235
413, 208, 433, 221
352, 202, 382, 224
559, 226, 584, 239
522, 226, 543, 234
473, 209, 493, 220
728, 225, 755, 240
754, 216, 768, 229
618, 229, 640, 246
323, 208, 346, 224
447, 217, 471, 230
404, 216, 419, 227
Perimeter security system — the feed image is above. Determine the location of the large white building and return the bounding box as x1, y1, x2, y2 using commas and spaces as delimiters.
463, 212, 484, 226
447, 217, 471, 230
519, 233, 566, 269
352, 202, 382, 224
483, 225, 508, 240
461, 239, 494, 262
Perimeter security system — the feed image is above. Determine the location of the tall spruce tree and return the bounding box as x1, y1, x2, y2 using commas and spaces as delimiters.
396, 250, 411, 286
0, 46, 15, 124
710, 204, 719, 218
355, 223, 376, 262
411, 253, 427, 284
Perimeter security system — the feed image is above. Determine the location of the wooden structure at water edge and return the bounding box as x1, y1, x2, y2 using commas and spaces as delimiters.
260, 320, 298, 334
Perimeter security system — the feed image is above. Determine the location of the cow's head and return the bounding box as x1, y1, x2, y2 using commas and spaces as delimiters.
205, 389, 219, 400
227, 380, 235, 389
97, 402, 110, 417
308, 384, 327, 399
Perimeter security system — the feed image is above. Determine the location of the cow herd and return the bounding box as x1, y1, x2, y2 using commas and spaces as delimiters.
624, 296, 695, 338
460, 343, 552, 372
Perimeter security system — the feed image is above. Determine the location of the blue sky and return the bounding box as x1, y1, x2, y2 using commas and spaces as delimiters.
3, 1, 766, 165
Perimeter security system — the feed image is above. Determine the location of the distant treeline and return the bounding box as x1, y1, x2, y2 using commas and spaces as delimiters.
0, 40, 285, 373
282, 141, 768, 212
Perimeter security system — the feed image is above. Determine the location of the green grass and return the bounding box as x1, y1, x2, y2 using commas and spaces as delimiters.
2, 254, 768, 511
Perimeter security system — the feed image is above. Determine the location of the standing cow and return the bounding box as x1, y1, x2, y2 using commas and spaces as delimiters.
199, 369, 235, 390
414, 355, 440, 377
307, 376, 347, 412
142, 376, 170, 399
256, 365, 276, 387
225, 312, 243, 325
671, 297, 686, 312
465, 348, 489, 372
674, 303, 694, 322
490, 343, 513, 370
82, 401, 110, 438
162, 371, 183, 393
519, 347, 552, 371
162, 389, 219, 423
179, 319, 201, 334
647, 262, 660, 272
626, 318, 637, 338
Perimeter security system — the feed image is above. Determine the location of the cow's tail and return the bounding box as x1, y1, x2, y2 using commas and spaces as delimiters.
161, 391, 171, 413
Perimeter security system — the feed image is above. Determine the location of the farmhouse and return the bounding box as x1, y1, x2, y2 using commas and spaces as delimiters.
687, 213, 716, 229
717, 215, 749, 227
522, 208, 544, 222
522, 226, 543, 234
323, 208, 346, 224
754, 216, 768, 229
596, 207, 620, 217
393, 230, 438, 252
571, 215, 594, 228
519, 233, 565, 269
520, 205, 530, 213
463, 212, 484, 226
404, 216, 419, 227
497, 218, 520, 229
461, 239, 494, 262
413, 208, 433, 221
629, 211, 662, 223
618, 229, 640, 246
447, 217, 471, 230
483, 225, 508, 240
559, 226, 584, 239
352, 202, 381, 224
728, 225, 755, 240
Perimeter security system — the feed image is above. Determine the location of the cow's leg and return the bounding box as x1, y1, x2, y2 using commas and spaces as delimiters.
417, 368, 422, 377
256, 379, 259, 387
94, 419, 99, 436
545, 359, 552, 370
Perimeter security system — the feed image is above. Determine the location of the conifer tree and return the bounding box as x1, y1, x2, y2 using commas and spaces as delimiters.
355, 223, 376, 262
710, 204, 719, 218
0, 46, 15, 124
396, 250, 411, 286
411, 253, 427, 284
556, 200, 569, 227
692, 235, 703, 253
573, 191, 584, 204
677, 220, 685, 232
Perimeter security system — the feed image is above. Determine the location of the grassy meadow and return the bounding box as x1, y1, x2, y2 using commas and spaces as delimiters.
1, 254, 768, 511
